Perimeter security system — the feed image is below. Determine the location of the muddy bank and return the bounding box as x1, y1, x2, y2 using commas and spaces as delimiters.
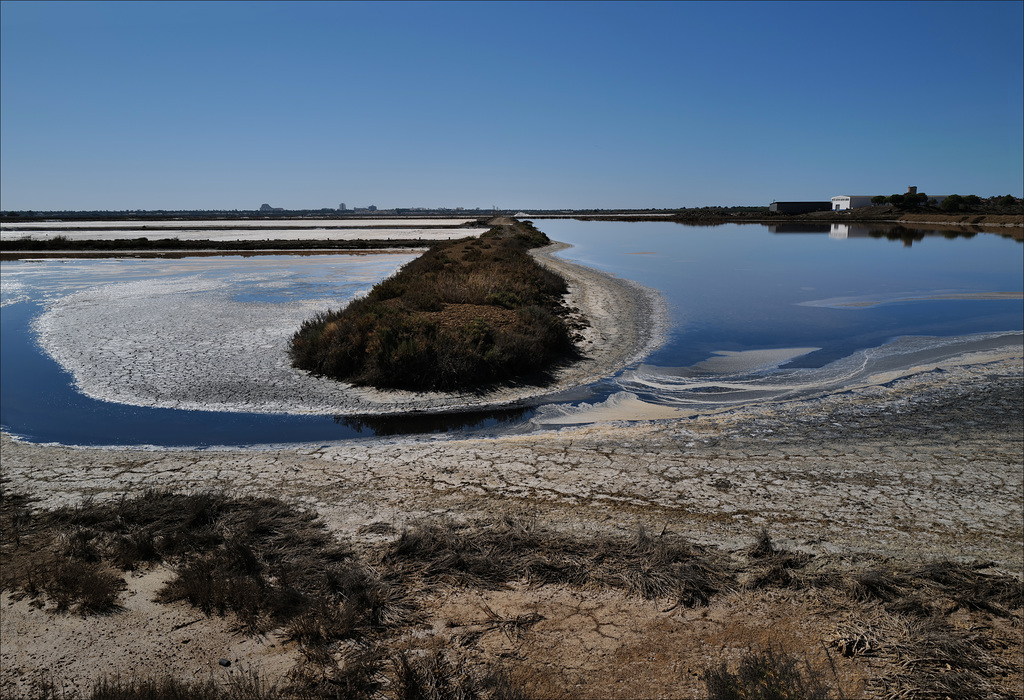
2, 346, 1020, 571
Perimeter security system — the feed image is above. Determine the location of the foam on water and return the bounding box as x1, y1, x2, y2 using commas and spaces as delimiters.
533, 331, 1024, 424
800, 291, 1024, 308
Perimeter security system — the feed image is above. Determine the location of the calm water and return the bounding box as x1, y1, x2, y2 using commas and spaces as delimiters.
540, 221, 1023, 368
1, 223, 1021, 446
532, 221, 1022, 418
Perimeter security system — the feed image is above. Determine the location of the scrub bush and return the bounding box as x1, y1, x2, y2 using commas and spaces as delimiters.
289, 221, 578, 391
702, 644, 837, 700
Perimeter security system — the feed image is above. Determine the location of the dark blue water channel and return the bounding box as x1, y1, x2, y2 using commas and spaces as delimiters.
0, 253, 533, 447
2, 222, 1021, 447
0, 300, 529, 447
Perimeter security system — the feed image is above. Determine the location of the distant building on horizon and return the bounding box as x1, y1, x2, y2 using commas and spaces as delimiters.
339, 203, 346, 211
769, 201, 832, 214
830, 195, 874, 210
832, 187, 950, 210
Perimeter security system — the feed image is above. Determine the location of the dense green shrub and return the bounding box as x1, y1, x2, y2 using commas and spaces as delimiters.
289, 221, 578, 391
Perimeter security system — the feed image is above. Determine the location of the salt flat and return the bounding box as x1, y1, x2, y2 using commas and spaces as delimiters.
1, 227, 487, 242
3, 349, 1020, 569
2, 218, 479, 229
27, 243, 667, 417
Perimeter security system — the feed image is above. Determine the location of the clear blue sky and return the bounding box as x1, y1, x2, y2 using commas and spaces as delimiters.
2, 1, 1022, 211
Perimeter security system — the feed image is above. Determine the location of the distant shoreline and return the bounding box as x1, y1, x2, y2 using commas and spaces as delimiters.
563, 211, 1024, 234
3, 212, 1020, 259
3, 209, 1020, 227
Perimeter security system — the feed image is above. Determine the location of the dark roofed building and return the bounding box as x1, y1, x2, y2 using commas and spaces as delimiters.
769, 201, 832, 214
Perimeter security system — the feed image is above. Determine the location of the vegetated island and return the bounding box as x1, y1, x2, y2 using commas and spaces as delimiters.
288, 219, 582, 391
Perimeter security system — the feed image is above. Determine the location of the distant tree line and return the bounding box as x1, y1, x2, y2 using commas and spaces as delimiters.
869, 193, 1019, 212
937, 194, 1019, 212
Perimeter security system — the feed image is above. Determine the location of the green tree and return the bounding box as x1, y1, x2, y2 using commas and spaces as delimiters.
887, 193, 905, 205
941, 194, 963, 212
870, 195, 887, 205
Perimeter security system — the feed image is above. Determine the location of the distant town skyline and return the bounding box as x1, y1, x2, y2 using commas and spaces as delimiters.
2, 1, 1022, 211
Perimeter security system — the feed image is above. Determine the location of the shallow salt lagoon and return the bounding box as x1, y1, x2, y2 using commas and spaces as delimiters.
531, 220, 1023, 422
0, 228, 487, 243
1, 222, 1022, 446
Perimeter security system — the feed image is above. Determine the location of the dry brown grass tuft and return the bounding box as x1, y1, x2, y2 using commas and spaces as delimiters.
379, 516, 733, 609
832, 610, 1019, 700
702, 643, 840, 700
5, 490, 1021, 700
744, 529, 812, 591
390, 651, 527, 700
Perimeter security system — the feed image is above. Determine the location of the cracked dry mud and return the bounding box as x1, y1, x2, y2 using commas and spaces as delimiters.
3, 355, 1021, 569
2, 353, 1021, 699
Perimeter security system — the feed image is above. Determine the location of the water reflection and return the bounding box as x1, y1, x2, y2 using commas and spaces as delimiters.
826, 223, 989, 246
540, 218, 1023, 371
764, 222, 999, 245
767, 224, 831, 234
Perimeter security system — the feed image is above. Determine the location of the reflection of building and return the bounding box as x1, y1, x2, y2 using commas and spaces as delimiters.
830, 224, 881, 238
768, 224, 831, 234
830, 195, 873, 210
769, 201, 832, 214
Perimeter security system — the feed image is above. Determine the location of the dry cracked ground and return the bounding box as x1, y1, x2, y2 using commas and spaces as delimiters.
1, 353, 1022, 699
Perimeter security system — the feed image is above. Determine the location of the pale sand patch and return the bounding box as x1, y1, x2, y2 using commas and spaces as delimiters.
0, 569, 298, 697
2, 219, 479, 230
536, 391, 687, 425
685, 347, 820, 374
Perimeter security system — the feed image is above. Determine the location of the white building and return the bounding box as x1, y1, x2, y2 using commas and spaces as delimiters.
830, 195, 873, 210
